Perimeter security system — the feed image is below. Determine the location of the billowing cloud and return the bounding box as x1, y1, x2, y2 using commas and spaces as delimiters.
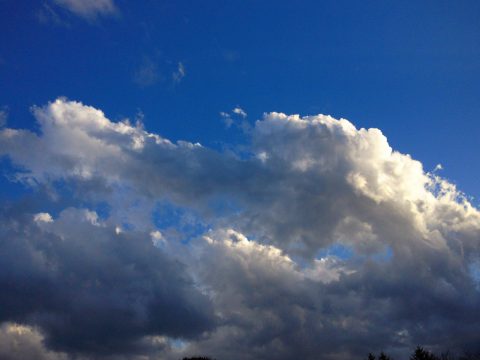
176, 226, 480, 360
0, 206, 215, 356
0, 323, 68, 360
52, 0, 117, 20
0, 98, 479, 359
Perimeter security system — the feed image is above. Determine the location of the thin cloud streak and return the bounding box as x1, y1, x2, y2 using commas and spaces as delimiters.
52, 0, 117, 20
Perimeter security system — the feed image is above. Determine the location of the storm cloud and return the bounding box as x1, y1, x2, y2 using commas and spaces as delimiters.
0, 206, 214, 356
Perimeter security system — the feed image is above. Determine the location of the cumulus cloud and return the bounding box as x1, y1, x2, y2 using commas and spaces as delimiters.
1, 98, 480, 359
52, 0, 117, 20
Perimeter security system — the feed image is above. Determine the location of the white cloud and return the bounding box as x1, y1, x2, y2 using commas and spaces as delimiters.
150, 230, 165, 246
232, 107, 247, 118
33, 212, 53, 223
52, 0, 117, 20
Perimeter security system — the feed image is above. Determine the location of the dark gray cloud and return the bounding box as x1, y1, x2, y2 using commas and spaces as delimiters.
0, 206, 215, 356
1, 99, 480, 359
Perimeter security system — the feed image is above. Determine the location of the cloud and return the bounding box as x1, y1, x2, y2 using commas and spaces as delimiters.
232, 107, 247, 118
0, 206, 215, 356
36, 3, 69, 27
33, 212, 54, 223
134, 58, 186, 88
172, 62, 186, 83
0, 323, 68, 360
220, 106, 250, 132
1, 99, 480, 358
220, 111, 234, 128
0, 322, 186, 360
52, 0, 117, 20
0, 106, 8, 127
133, 57, 161, 87
178, 225, 480, 360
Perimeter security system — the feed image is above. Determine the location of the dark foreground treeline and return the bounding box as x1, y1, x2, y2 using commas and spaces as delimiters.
368, 346, 480, 360
182, 346, 480, 360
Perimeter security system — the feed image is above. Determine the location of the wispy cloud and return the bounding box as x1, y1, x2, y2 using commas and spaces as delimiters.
134, 58, 186, 88
51, 0, 117, 20
172, 62, 186, 83
220, 111, 234, 128
133, 57, 161, 87
0, 106, 8, 127
36, 2, 70, 26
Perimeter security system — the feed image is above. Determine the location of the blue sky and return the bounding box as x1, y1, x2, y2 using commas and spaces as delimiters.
2, 0, 480, 199
1, 2, 480, 360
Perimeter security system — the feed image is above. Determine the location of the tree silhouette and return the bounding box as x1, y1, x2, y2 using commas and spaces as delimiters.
365, 347, 480, 360
379, 351, 393, 360
410, 346, 439, 360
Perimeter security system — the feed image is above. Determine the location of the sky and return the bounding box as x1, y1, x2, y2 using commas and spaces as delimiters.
0, 1, 480, 360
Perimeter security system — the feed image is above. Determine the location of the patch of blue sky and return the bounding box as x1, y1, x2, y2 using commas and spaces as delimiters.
316, 242, 393, 263
0, 157, 34, 202
42, 178, 113, 221
317, 243, 355, 260
91, 201, 111, 221
3, 1, 480, 199
152, 201, 210, 243
170, 338, 188, 351
371, 246, 394, 263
